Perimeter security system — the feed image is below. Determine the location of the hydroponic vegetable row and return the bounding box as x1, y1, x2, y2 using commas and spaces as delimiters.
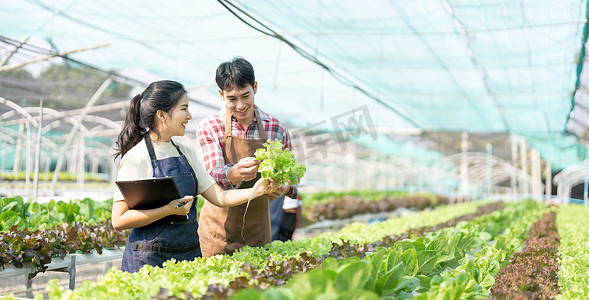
303, 193, 448, 225
555, 204, 589, 299
226, 200, 545, 299
490, 210, 560, 299
0, 191, 445, 280
203, 202, 504, 299
0, 196, 126, 279
2, 199, 589, 299
0, 196, 112, 231
39, 201, 484, 299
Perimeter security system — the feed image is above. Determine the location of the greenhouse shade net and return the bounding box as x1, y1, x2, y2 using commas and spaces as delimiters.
1, 0, 589, 169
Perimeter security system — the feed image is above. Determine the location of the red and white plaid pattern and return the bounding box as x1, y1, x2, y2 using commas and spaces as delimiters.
197, 105, 297, 198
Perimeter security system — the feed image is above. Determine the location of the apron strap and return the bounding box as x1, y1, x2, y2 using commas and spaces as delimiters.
224, 107, 267, 140
256, 109, 267, 140
170, 139, 199, 197
145, 134, 158, 162
170, 139, 184, 155
224, 109, 233, 138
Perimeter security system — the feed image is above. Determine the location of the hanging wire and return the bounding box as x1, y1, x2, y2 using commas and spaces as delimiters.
216, 0, 422, 128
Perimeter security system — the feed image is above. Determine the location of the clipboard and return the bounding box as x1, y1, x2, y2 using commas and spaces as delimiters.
115, 177, 188, 222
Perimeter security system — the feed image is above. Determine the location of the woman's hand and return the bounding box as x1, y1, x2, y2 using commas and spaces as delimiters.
267, 184, 289, 200
168, 196, 194, 216
250, 178, 280, 200
264, 179, 280, 196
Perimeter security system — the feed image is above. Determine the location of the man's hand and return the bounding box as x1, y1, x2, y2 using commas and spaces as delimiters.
268, 184, 289, 200
229, 156, 260, 184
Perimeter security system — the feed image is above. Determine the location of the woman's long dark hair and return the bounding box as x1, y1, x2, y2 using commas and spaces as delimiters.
114, 80, 187, 159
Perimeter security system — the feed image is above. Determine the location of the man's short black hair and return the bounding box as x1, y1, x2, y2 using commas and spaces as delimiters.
215, 57, 255, 91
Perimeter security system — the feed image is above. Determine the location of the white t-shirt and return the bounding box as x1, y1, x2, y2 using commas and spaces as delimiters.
113, 138, 216, 202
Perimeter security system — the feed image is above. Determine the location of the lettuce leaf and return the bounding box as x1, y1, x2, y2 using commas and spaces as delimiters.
254, 139, 306, 185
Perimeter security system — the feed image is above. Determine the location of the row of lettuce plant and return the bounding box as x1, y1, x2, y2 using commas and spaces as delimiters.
229, 202, 484, 270
555, 204, 589, 299
0, 196, 112, 231
1, 171, 108, 182
415, 200, 545, 299
0, 192, 438, 231
224, 200, 545, 299
301, 190, 410, 205
0, 196, 126, 279
200, 202, 504, 298
0, 222, 127, 279
42, 202, 485, 299
0, 192, 445, 281
303, 193, 448, 225
489, 210, 560, 299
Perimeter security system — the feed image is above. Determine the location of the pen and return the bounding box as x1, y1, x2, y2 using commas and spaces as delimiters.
176, 201, 187, 209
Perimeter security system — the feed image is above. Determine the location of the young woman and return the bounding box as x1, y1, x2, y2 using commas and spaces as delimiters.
112, 80, 277, 273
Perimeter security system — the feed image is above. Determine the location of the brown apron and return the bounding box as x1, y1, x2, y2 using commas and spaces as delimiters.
198, 109, 271, 257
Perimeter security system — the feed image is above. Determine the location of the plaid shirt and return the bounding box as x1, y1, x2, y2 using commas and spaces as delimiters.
197, 105, 298, 199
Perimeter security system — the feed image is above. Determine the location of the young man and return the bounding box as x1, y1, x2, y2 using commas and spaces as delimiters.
197, 57, 298, 257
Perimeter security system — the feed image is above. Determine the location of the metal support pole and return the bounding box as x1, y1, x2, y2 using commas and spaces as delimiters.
25, 276, 33, 298
13, 122, 23, 174
531, 148, 542, 201
68, 138, 78, 174
371, 151, 378, 190
33, 99, 43, 202
25, 122, 31, 199
545, 161, 552, 199
486, 143, 492, 200
459, 132, 469, 202
511, 135, 518, 201
583, 148, 589, 205
520, 137, 529, 196
557, 182, 564, 204
69, 255, 76, 290
77, 135, 85, 189
1, 136, 5, 181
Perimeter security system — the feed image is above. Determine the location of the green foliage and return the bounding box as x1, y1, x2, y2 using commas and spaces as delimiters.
0, 196, 112, 231
1, 221, 126, 279
302, 193, 442, 225
0, 197, 123, 279
43, 202, 482, 299
302, 190, 409, 205
416, 200, 546, 299
254, 139, 306, 185
333, 202, 482, 244
2, 171, 107, 182
33, 62, 132, 110
556, 204, 589, 299
229, 201, 544, 299
0, 68, 34, 80
30, 200, 562, 300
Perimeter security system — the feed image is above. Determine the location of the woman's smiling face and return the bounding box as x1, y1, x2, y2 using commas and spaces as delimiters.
159, 94, 191, 140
